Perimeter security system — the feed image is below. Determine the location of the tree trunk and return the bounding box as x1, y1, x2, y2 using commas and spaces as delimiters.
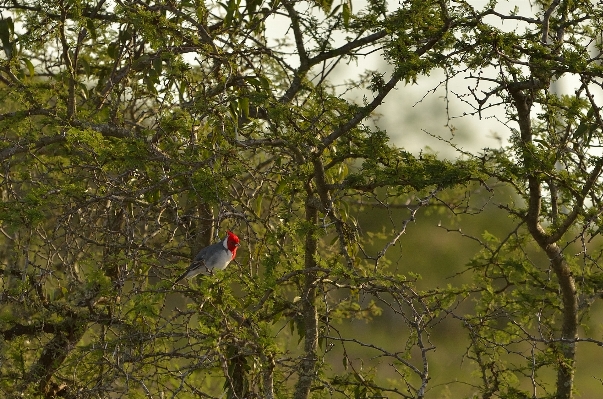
294, 194, 319, 399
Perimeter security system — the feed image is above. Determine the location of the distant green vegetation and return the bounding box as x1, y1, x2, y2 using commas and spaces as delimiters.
1, 1, 603, 398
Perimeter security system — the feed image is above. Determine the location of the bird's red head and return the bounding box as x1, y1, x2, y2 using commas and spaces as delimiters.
226, 231, 240, 258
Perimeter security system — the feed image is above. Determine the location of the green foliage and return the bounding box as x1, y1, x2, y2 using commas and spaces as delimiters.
1, 0, 603, 398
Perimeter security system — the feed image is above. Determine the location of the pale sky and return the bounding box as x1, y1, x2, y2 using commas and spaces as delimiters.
265, 0, 598, 157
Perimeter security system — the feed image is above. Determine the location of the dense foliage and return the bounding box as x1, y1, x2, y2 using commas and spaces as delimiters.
1, 0, 603, 398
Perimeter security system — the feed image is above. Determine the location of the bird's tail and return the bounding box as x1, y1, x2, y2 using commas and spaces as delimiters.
171, 271, 188, 288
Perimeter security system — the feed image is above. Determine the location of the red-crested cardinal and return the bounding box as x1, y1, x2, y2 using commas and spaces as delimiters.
173, 231, 240, 285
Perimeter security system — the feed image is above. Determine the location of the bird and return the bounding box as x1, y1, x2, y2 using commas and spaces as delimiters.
173, 231, 240, 285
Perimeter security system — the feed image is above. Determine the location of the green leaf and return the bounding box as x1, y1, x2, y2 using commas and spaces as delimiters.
79, 82, 89, 99
224, 0, 239, 26
320, 0, 334, 13
574, 122, 588, 139
153, 56, 163, 75
107, 41, 119, 59
80, 57, 91, 76
239, 97, 249, 119
258, 75, 271, 90
132, 54, 151, 71
146, 77, 158, 94
329, 4, 341, 17
0, 17, 13, 59
86, 19, 97, 41
21, 58, 34, 77
229, 99, 239, 123
342, 2, 351, 28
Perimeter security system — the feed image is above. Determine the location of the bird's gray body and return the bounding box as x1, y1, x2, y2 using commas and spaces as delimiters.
174, 236, 233, 284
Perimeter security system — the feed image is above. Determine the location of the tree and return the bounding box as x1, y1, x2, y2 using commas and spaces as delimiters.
443, 2, 603, 398
0, 0, 602, 398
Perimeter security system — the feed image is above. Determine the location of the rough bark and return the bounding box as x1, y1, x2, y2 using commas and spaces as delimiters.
510, 86, 578, 399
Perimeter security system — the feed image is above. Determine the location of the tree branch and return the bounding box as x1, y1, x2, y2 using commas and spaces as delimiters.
59, 0, 77, 120
293, 193, 319, 399
508, 72, 577, 399
318, 12, 451, 153
311, 157, 354, 268
541, 0, 560, 44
